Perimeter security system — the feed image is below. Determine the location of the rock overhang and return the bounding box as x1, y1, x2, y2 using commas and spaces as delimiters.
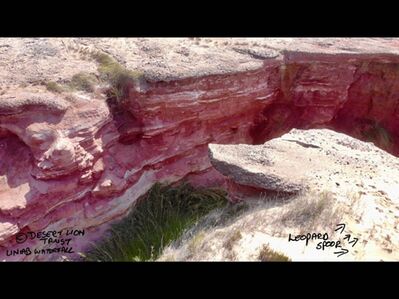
1, 38, 399, 260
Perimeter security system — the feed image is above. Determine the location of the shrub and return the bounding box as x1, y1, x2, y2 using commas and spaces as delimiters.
91, 52, 143, 102
258, 244, 291, 262
45, 81, 64, 93
45, 51, 142, 101
69, 72, 98, 92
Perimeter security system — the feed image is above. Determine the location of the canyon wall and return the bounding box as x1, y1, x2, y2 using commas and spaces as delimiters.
1, 39, 399, 260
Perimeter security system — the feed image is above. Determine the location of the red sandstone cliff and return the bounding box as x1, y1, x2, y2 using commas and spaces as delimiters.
1, 38, 399, 260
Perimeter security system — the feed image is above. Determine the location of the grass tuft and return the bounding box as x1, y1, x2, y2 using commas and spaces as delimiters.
84, 182, 228, 262
91, 52, 143, 102
363, 123, 392, 149
187, 232, 206, 256
45, 51, 143, 102
46, 81, 64, 93
69, 72, 98, 92
223, 230, 242, 251
258, 244, 291, 262
279, 190, 335, 228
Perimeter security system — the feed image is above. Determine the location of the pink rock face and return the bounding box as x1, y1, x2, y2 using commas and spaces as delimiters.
1, 43, 399, 260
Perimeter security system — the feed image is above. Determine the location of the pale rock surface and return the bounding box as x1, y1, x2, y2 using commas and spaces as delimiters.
160, 129, 399, 261
1, 38, 399, 260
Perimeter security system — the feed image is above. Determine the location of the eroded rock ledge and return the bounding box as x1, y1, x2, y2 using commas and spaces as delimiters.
1, 39, 399, 260
163, 130, 399, 261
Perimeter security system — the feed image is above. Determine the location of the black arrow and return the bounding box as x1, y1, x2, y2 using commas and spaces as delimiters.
343, 234, 351, 241
335, 223, 346, 234
348, 238, 358, 247
334, 248, 349, 257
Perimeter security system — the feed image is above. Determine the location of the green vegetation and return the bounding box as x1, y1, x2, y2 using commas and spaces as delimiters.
213, 200, 251, 225
84, 182, 228, 262
45, 51, 143, 101
70, 72, 99, 92
46, 74, 98, 94
258, 244, 291, 262
361, 121, 392, 149
91, 52, 143, 102
187, 231, 206, 256
45, 81, 65, 93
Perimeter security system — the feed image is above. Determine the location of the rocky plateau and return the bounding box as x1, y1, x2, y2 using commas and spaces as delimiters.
1, 38, 399, 261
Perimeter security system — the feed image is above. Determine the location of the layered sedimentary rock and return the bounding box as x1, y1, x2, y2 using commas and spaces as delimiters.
163, 130, 399, 261
1, 38, 399, 260
210, 128, 399, 201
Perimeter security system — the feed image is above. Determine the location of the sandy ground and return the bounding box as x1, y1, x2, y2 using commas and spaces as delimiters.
159, 129, 399, 261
